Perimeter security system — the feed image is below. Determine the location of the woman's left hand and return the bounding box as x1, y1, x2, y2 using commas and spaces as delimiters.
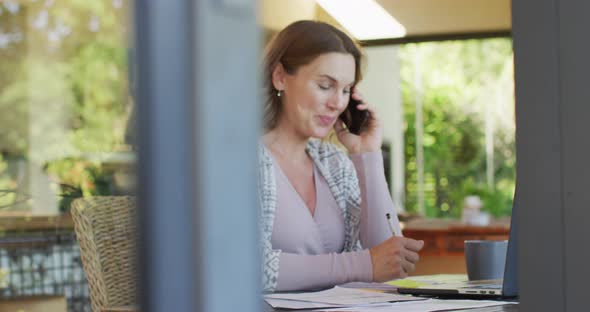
334, 89, 383, 154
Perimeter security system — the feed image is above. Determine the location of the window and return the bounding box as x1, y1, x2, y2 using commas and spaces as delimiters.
0, 1, 133, 310
400, 38, 515, 219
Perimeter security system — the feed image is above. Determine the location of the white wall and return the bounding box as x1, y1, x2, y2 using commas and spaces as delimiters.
358, 46, 405, 212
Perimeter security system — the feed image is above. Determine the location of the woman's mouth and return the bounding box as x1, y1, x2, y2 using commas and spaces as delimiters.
318, 115, 336, 127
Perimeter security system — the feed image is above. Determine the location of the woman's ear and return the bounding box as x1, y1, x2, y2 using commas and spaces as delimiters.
271, 63, 287, 91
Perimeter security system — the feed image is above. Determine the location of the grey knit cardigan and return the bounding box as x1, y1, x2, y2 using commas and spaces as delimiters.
258, 139, 363, 292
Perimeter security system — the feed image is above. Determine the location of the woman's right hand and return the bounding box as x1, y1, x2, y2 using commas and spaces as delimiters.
369, 236, 424, 282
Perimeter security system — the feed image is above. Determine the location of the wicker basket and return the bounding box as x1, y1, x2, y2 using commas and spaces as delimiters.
71, 196, 139, 312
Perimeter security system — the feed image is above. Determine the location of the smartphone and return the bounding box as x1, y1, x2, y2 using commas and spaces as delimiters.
339, 97, 370, 135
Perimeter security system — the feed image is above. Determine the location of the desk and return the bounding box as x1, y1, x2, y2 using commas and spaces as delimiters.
0, 295, 68, 312
0, 212, 75, 233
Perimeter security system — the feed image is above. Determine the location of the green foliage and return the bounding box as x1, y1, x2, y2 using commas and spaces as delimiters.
45, 157, 112, 212
0, 1, 131, 211
401, 39, 516, 218
447, 178, 515, 218
69, 41, 128, 152
0, 154, 16, 208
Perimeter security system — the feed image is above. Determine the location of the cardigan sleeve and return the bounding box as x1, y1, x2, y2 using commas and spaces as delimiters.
261, 237, 281, 291
258, 145, 281, 292
337, 147, 363, 252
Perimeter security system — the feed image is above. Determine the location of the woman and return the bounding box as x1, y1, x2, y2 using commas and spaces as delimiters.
259, 20, 424, 292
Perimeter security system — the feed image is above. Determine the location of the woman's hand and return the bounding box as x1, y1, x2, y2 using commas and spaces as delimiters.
369, 236, 424, 282
334, 89, 383, 154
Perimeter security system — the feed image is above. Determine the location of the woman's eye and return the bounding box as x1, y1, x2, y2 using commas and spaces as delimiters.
343, 89, 351, 95
318, 84, 330, 90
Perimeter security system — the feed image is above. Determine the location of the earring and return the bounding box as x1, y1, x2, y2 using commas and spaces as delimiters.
277, 90, 282, 97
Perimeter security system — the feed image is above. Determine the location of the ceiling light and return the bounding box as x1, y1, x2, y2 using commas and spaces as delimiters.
316, 0, 406, 40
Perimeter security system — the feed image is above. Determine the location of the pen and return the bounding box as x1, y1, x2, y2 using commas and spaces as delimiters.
386, 213, 397, 236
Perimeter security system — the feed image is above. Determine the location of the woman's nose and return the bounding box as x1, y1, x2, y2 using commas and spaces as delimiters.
328, 92, 347, 110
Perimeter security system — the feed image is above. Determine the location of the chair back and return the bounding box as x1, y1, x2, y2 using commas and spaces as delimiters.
71, 196, 138, 312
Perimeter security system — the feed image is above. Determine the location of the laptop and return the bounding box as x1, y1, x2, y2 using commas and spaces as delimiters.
397, 197, 519, 299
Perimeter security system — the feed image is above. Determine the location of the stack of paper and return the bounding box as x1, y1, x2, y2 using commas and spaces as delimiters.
264, 284, 517, 311
319, 298, 517, 312
264, 286, 423, 310
338, 281, 400, 293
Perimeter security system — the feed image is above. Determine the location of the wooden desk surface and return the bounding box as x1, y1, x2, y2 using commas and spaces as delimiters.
402, 218, 511, 256
0, 295, 68, 312
0, 212, 75, 232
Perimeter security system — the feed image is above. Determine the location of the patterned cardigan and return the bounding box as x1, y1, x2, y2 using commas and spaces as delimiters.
258, 139, 363, 292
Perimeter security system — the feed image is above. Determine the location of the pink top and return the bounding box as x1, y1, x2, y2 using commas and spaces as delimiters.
270, 151, 397, 291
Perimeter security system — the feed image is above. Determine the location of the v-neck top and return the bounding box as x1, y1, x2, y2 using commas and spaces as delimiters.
269, 151, 394, 291
270, 157, 346, 255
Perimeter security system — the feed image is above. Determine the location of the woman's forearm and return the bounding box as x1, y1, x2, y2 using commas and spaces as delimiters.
352, 151, 401, 248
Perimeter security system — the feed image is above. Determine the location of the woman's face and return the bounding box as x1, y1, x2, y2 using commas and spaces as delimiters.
274, 52, 355, 139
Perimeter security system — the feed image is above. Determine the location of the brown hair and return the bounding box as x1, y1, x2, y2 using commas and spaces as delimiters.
263, 20, 363, 131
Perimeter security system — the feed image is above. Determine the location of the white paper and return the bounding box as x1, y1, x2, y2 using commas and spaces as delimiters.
338, 281, 399, 292
264, 298, 342, 309
318, 298, 517, 312
264, 286, 423, 306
